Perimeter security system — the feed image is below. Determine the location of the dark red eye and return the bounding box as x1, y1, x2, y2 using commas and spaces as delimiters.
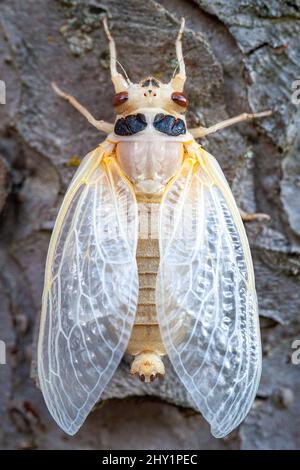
113, 91, 128, 107
171, 91, 188, 108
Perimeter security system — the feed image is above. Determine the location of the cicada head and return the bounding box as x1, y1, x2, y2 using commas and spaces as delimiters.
104, 16, 188, 116
113, 76, 189, 115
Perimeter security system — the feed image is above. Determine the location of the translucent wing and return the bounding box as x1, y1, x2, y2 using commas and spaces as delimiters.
38, 145, 138, 435
157, 145, 261, 438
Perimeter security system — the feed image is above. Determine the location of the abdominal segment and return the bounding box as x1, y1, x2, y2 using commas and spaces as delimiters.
116, 141, 183, 195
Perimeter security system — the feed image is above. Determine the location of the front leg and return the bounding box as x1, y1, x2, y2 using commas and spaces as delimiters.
239, 208, 270, 222
52, 82, 114, 134
189, 110, 272, 139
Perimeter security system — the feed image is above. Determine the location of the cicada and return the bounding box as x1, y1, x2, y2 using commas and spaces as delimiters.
38, 17, 271, 438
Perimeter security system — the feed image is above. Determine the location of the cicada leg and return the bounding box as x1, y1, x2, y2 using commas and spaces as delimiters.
171, 17, 186, 92
51, 82, 114, 133
189, 110, 272, 139
102, 16, 129, 93
239, 208, 271, 222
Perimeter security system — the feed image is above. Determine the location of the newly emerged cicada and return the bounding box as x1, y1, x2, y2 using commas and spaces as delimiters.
38, 17, 271, 438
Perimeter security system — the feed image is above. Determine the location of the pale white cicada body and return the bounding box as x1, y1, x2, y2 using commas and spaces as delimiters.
38, 17, 271, 438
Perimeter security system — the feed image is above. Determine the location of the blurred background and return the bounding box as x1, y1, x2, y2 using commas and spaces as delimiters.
0, 0, 300, 450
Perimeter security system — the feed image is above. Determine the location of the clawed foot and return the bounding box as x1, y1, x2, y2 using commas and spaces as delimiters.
239, 208, 271, 222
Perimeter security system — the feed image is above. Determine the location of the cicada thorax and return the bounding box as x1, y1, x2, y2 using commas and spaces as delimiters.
111, 108, 191, 197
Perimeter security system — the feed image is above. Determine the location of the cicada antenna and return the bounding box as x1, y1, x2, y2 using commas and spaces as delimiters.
116, 59, 132, 85
171, 17, 186, 92
102, 16, 129, 92
172, 46, 199, 80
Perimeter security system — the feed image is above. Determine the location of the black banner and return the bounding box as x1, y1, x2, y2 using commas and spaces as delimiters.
0, 450, 298, 465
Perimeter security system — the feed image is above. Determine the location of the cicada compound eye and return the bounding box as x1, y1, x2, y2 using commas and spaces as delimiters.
171, 91, 188, 109
113, 91, 129, 108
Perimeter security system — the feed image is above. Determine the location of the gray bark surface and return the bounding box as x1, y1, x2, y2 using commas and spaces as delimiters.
0, 0, 299, 449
